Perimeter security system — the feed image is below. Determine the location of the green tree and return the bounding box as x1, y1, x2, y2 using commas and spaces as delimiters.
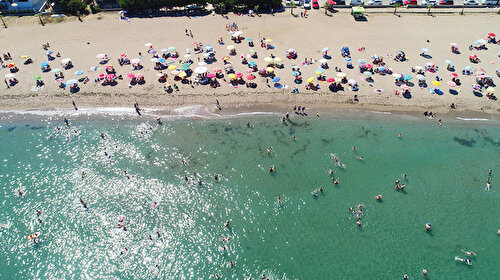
289, 1, 295, 15
393, 3, 400, 15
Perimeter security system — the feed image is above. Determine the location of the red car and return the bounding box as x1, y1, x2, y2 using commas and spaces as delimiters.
312, 0, 320, 8
439, 0, 454, 4
404, 0, 417, 4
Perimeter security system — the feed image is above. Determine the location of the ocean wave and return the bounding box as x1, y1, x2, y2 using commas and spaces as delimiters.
369, 111, 391, 115
456, 117, 489, 121
0, 107, 161, 117
235, 112, 279, 116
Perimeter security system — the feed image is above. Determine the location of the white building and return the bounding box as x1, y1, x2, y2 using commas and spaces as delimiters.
0, 0, 47, 12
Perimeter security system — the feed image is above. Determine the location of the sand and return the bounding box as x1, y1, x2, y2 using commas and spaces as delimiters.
0, 10, 499, 115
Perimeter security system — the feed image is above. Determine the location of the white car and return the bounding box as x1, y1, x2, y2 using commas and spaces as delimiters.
350, 0, 364, 4
304, 0, 311, 8
421, 0, 437, 4
482, 0, 499, 5
367, 0, 383, 4
463, 0, 479, 4
294, 0, 302, 5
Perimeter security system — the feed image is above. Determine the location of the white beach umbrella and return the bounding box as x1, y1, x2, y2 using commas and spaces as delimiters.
61, 58, 71, 64
194, 66, 208, 74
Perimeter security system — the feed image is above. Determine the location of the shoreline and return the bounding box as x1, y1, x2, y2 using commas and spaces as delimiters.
1, 103, 499, 125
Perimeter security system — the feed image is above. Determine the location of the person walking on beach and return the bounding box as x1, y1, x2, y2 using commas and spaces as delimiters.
216, 99, 221, 110
4, 79, 9, 88
72, 101, 78, 110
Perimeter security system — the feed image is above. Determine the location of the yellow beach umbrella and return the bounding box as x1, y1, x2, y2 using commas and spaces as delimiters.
266, 67, 274, 72
264, 57, 273, 63
264, 39, 272, 43
228, 73, 236, 79
316, 71, 323, 76
21, 55, 30, 59
336, 72, 346, 78
178, 71, 187, 78
432, 80, 441, 86
307, 77, 315, 83
168, 65, 177, 70
274, 57, 282, 63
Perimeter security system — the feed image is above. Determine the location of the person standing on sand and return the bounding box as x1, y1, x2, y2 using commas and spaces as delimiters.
4, 79, 9, 88
216, 99, 221, 110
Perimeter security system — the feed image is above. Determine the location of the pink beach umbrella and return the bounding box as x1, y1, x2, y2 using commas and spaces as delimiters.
136, 73, 143, 78
207, 73, 216, 78
213, 67, 222, 73
246, 75, 255, 80
400, 85, 410, 90
98, 73, 105, 79
120, 54, 127, 58
127, 73, 135, 79
245, 69, 254, 73
106, 74, 115, 80
447, 81, 456, 87
235, 72, 243, 78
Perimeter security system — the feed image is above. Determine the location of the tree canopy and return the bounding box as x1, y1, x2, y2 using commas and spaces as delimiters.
117, 0, 282, 11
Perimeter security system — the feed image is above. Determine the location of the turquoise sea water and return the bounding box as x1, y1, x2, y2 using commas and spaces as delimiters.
0, 113, 499, 279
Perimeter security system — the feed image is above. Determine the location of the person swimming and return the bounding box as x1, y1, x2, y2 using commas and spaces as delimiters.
455, 256, 472, 265
356, 220, 362, 227
225, 220, 230, 228
80, 198, 87, 209
461, 250, 476, 256
422, 269, 428, 276
485, 182, 491, 191
375, 194, 382, 200
312, 190, 318, 197
425, 222, 432, 231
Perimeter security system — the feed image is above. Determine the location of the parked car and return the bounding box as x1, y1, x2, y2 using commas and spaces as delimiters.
481, 0, 499, 5
390, 0, 404, 4
404, 0, 418, 4
463, 0, 479, 4
294, 0, 302, 6
304, 0, 311, 8
421, 0, 437, 5
350, 0, 363, 4
367, 0, 383, 4
439, 0, 454, 4
333, 0, 345, 4
286, 0, 292, 5
312, 0, 320, 8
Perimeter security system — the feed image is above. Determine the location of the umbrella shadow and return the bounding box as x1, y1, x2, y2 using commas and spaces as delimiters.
421, 54, 433, 59
407, 82, 415, 87
449, 89, 459, 95
403, 91, 412, 99
473, 90, 483, 97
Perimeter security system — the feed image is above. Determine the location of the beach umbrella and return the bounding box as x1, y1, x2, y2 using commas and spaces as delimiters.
444, 60, 454, 65
416, 74, 426, 81
247, 38, 253, 42
246, 74, 255, 80
213, 67, 222, 73
403, 74, 412, 80
264, 39, 272, 43
377, 66, 386, 71
228, 73, 236, 79
7, 63, 15, 68
168, 65, 177, 70
400, 85, 410, 90
96, 54, 106, 59
20, 55, 30, 59
156, 73, 165, 77
486, 87, 495, 93
145, 43, 152, 47
98, 73, 105, 79
248, 61, 257, 67
46, 51, 53, 55
450, 73, 458, 78
363, 71, 373, 77
473, 41, 481, 45
244, 69, 253, 73
358, 59, 366, 64
127, 73, 135, 79
488, 33, 496, 37
316, 71, 323, 76
450, 43, 457, 47
264, 57, 273, 63
207, 73, 216, 79
432, 80, 441, 86
344, 58, 352, 62
131, 58, 141, 64
171, 70, 179, 75
160, 48, 169, 53
183, 54, 191, 58
66, 79, 77, 85
168, 47, 176, 52
120, 54, 127, 58
319, 58, 328, 64
235, 72, 243, 78
181, 65, 190, 71
315, 68, 324, 74
151, 58, 159, 63
464, 66, 473, 71
392, 73, 402, 78
106, 74, 115, 80
61, 58, 71, 64
327, 78, 336, 83
194, 66, 208, 74
232, 31, 243, 37
5, 73, 15, 78
226, 45, 235, 50
447, 81, 456, 87
292, 71, 300, 77
266, 67, 274, 72
274, 57, 282, 63
222, 56, 230, 61
478, 39, 487, 44
337, 72, 346, 78
40, 62, 49, 67
272, 77, 280, 83
198, 62, 207, 66
135, 73, 144, 78
55, 78, 64, 83
348, 79, 357, 85
75, 70, 84, 76
374, 89, 385, 94
177, 71, 187, 78
421, 48, 430, 53
33, 75, 42, 80
158, 58, 166, 63
307, 77, 315, 83
52, 68, 61, 73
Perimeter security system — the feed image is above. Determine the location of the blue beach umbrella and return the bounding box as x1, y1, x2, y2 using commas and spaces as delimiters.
247, 38, 253, 41
403, 74, 413, 80
168, 46, 176, 52
315, 68, 324, 74
444, 60, 453, 65
40, 62, 49, 67
272, 77, 281, 83
435, 88, 443, 95
292, 71, 300, 76
248, 61, 257, 66
345, 57, 352, 62
378, 66, 386, 71
75, 70, 84, 76
421, 48, 430, 53
358, 59, 366, 63
158, 58, 166, 63
363, 71, 373, 77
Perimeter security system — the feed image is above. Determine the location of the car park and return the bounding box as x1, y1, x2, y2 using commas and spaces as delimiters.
439, 0, 454, 4
463, 0, 479, 4
312, 0, 320, 8
367, 0, 383, 4
404, 0, 418, 4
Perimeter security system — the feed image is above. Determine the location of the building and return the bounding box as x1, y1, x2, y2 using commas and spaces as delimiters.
0, 0, 47, 12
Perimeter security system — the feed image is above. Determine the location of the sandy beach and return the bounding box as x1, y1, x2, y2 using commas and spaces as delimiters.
0, 10, 499, 114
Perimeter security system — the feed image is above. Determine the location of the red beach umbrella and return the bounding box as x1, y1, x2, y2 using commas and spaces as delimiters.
327, 78, 336, 83
450, 73, 458, 78
246, 75, 255, 80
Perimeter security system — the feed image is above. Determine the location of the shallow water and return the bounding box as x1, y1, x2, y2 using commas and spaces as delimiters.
0, 114, 499, 279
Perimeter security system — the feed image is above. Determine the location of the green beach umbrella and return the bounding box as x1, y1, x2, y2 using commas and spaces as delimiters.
33, 75, 42, 80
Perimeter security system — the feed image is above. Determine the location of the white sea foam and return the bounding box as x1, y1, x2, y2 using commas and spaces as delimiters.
235, 112, 279, 116
456, 117, 489, 121
0, 107, 161, 117
369, 111, 391, 115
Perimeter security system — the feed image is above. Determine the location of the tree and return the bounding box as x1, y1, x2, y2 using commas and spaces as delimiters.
55, 0, 88, 15
323, 2, 329, 15
393, 3, 400, 15
426, 4, 432, 15
289, 1, 295, 15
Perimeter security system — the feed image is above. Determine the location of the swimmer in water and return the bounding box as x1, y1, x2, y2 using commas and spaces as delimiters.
329, 169, 334, 175
398, 133, 402, 138
403, 174, 407, 180
319, 187, 324, 192
461, 250, 476, 256
184, 175, 189, 181
403, 274, 409, 280
157, 117, 163, 125
101, 133, 106, 140
81, 171, 87, 178
266, 147, 272, 155
438, 119, 442, 126
356, 156, 364, 161
269, 165, 276, 172
312, 190, 318, 197
352, 146, 357, 152
422, 269, 428, 276
375, 194, 382, 200
214, 173, 219, 181
425, 223, 432, 231
277, 195, 281, 203
64, 118, 70, 127
485, 182, 491, 191
225, 220, 230, 228
18, 189, 23, 197
80, 198, 87, 209
356, 220, 361, 227
455, 256, 472, 265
